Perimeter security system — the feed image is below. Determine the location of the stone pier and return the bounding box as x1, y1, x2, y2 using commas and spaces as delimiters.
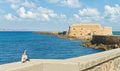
1, 48, 120, 71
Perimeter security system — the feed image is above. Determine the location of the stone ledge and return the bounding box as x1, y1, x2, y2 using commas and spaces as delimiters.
1, 48, 120, 71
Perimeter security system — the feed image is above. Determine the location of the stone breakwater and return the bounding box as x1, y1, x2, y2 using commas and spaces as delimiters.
34, 31, 69, 39
83, 35, 120, 50
1, 48, 120, 71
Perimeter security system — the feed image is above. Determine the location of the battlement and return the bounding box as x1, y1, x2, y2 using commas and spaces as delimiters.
70, 24, 101, 28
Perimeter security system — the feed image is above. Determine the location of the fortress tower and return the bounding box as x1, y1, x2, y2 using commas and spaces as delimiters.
68, 24, 112, 40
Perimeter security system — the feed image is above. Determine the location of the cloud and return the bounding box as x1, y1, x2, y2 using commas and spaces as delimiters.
8, 0, 20, 3
69, 8, 101, 23
1, 0, 65, 21
79, 8, 100, 16
47, 0, 81, 8
69, 4, 120, 27
105, 4, 120, 15
11, 4, 19, 10
10, 0, 36, 10
104, 4, 120, 21
73, 14, 80, 19
4, 13, 14, 20
22, 1, 35, 8
16, 6, 60, 21
38, 7, 57, 17
61, 0, 81, 8
18, 7, 36, 19
41, 14, 49, 20
35, 7, 58, 21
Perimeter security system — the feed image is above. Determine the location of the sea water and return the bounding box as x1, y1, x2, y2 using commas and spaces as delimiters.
0, 31, 119, 64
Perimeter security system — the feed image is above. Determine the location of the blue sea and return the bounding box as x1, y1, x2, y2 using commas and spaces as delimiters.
0, 31, 119, 64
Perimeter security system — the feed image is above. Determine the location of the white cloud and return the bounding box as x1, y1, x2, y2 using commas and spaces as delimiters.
1, 0, 65, 21
8, 0, 20, 3
37, 7, 56, 15
18, 7, 25, 18
68, 5, 120, 27
42, 14, 49, 20
73, 14, 80, 19
104, 4, 120, 21
18, 7, 36, 19
16, 6, 59, 21
27, 11, 35, 18
22, 1, 35, 8
4, 13, 14, 20
47, 0, 81, 8
79, 8, 100, 16
10, 0, 35, 10
61, 0, 81, 8
105, 4, 120, 15
68, 8, 102, 24
11, 4, 19, 10
36, 7, 57, 20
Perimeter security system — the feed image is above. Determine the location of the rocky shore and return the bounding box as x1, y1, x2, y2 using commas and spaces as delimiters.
82, 35, 120, 50
82, 41, 120, 50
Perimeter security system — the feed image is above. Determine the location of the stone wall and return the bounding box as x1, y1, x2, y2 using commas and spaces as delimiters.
102, 27, 112, 35
91, 35, 120, 44
1, 48, 120, 71
68, 24, 112, 40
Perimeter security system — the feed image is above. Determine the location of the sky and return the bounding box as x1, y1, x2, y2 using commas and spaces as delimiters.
0, 0, 120, 31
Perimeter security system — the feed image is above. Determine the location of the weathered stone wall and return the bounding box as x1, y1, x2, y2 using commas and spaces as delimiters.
82, 56, 120, 71
68, 48, 120, 71
92, 35, 120, 44
1, 48, 120, 71
68, 24, 112, 40
102, 27, 112, 35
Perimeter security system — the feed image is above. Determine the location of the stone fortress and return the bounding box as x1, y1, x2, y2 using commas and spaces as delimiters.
68, 24, 112, 40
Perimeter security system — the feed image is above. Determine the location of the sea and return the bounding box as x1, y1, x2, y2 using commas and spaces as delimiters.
0, 31, 119, 64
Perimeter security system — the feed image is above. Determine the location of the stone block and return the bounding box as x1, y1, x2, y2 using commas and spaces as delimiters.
43, 63, 79, 71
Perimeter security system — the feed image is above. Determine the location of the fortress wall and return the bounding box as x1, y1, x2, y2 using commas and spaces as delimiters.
68, 24, 112, 40
102, 27, 113, 35
1, 48, 120, 71
92, 35, 120, 44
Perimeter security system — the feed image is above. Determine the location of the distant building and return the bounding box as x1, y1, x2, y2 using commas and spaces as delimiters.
68, 24, 112, 40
